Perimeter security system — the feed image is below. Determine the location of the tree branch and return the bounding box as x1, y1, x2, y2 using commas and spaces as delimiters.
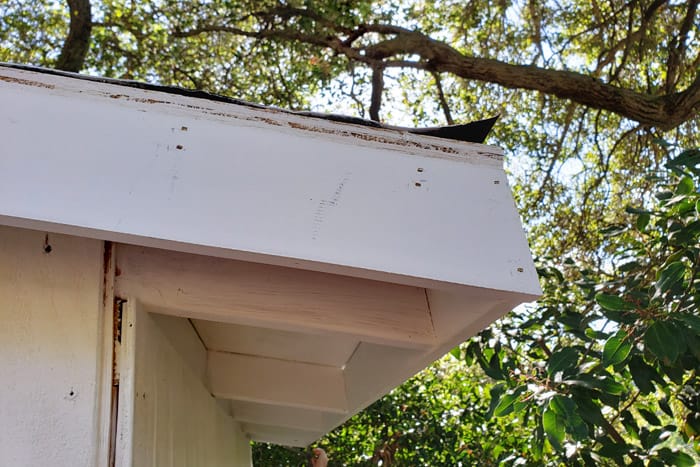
665, 0, 698, 93
369, 65, 384, 122
56, 0, 92, 72
432, 71, 454, 125
173, 19, 700, 129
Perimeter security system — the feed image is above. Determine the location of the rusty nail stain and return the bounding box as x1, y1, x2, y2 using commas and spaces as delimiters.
0, 75, 55, 89
181, 126, 188, 131
517, 267, 524, 272
43, 234, 52, 254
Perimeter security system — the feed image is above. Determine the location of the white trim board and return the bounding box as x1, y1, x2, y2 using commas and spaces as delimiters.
0, 65, 540, 297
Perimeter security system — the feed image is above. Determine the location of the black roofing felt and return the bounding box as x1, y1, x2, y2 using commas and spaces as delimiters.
2, 63, 497, 144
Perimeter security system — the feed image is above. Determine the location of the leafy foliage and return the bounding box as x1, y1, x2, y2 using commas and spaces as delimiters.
1, 2, 699, 465
467, 145, 700, 464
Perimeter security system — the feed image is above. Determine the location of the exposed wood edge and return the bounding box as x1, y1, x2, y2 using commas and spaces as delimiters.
208, 351, 349, 414
427, 288, 537, 340
113, 300, 138, 467
242, 423, 324, 448
0, 65, 504, 166
231, 401, 344, 432
115, 245, 435, 348
94, 241, 115, 467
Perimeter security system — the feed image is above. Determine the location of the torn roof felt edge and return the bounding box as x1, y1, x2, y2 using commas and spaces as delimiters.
1, 62, 498, 144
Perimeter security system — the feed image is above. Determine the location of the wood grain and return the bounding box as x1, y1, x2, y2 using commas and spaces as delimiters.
116, 245, 435, 347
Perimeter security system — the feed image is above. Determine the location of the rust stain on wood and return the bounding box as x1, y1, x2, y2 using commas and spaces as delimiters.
0, 75, 55, 89
109, 93, 171, 105
102, 241, 113, 306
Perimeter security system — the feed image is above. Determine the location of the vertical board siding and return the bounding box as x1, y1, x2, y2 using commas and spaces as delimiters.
123, 304, 251, 467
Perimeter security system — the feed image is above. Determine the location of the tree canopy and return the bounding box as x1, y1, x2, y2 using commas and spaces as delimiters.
2, 1, 699, 465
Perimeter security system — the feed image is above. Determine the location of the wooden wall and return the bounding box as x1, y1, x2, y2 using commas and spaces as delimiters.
116, 305, 251, 467
0, 226, 109, 466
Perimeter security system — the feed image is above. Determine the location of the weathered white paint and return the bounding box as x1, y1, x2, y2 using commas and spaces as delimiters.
231, 400, 342, 432
0, 65, 541, 297
193, 319, 358, 367
208, 350, 348, 413
0, 64, 542, 450
116, 244, 434, 348
112, 242, 536, 446
116, 301, 251, 467
0, 225, 107, 466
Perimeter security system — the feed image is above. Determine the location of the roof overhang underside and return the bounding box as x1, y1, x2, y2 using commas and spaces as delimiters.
0, 65, 541, 446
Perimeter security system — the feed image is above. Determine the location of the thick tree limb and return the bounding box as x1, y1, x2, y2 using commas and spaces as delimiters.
432, 72, 454, 125
173, 17, 699, 129
665, 0, 698, 92
56, 0, 92, 72
369, 65, 383, 122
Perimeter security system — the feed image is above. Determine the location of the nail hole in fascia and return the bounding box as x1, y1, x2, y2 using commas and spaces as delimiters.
181, 126, 188, 131
43, 234, 52, 254
415, 182, 422, 187
494, 180, 500, 184
417, 167, 424, 172
176, 144, 184, 150
517, 267, 524, 272
69, 390, 75, 397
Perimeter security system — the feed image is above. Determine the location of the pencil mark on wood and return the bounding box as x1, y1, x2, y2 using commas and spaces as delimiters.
312, 172, 351, 240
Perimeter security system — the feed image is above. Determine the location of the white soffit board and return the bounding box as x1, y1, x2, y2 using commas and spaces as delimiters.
0, 65, 540, 296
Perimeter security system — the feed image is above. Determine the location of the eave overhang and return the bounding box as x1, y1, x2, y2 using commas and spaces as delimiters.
0, 64, 541, 446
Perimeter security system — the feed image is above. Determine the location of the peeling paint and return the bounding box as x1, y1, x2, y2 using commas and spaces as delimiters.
0, 75, 55, 89
99, 89, 501, 161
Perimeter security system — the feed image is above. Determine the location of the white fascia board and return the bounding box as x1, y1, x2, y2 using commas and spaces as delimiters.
0, 65, 540, 297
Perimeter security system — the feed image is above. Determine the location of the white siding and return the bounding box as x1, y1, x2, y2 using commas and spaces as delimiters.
0, 226, 105, 466
118, 304, 251, 467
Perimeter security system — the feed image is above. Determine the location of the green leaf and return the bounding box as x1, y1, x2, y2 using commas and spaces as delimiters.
678, 314, 700, 333
542, 405, 566, 451
595, 293, 636, 312
675, 176, 695, 195
597, 376, 626, 396
597, 440, 630, 459
625, 206, 652, 215
658, 397, 674, 417
658, 448, 696, 467
548, 348, 579, 376
629, 356, 661, 395
645, 321, 682, 364
602, 331, 632, 367
667, 148, 700, 169
636, 212, 651, 231
486, 383, 506, 419
492, 386, 526, 417
575, 398, 605, 426
655, 261, 687, 296
449, 346, 461, 360
637, 408, 661, 426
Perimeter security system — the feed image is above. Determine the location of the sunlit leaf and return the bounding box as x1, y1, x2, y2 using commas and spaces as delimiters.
602, 331, 632, 367
595, 293, 635, 312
